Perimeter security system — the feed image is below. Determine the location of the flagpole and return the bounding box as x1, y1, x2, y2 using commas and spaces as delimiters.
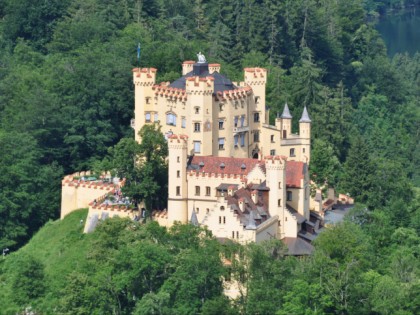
137, 43, 141, 67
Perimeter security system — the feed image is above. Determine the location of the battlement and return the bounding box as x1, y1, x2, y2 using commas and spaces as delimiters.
132, 67, 157, 85
209, 63, 221, 74
244, 68, 267, 80
188, 170, 246, 180
153, 85, 187, 101
185, 76, 214, 92
215, 86, 252, 101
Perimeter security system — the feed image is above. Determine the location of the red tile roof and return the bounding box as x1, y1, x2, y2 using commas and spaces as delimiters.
286, 160, 305, 188
190, 156, 261, 176
189, 156, 305, 188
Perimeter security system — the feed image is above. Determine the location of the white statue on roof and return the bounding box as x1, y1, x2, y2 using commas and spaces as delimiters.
197, 51, 206, 63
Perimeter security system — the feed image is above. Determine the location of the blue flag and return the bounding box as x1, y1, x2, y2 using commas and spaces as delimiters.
137, 43, 141, 62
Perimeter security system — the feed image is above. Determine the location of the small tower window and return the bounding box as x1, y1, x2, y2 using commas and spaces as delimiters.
287, 191, 292, 201
176, 186, 180, 196
177, 156, 180, 163
278, 199, 281, 207
194, 141, 201, 153
218, 138, 225, 150
181, 117, 186, 128
303, 148, 306, 153
206, 186, 211, 196
219, 120, 224, 130
220, 206, 225, 211
271, 135, 275, 143
195, 186, 200, 196
145, 112, 151, 122
254, 112, 260, 122
145, 97, 151, 104
290, 148, 296, 157
195, 107, 200, 114
177, 170, 180, 178
254, 131, 260, 142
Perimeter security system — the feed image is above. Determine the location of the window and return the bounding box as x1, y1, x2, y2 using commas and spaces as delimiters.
220, 206, 225, 211
176, 186, 180, 196
194, 123, 201, 132
234, 135, 239, 147
234, 101, 238, 109
219, 120, 224, 130
195, 186, 200, 196
290, 148, 295, 157
255, 96, 260, 104
154, 113, 159, 122
145, 97, 151, 104
219, 216, 222, 224
195, 107, 200, 114
194, 141, 201, 153
234, 116, 239, 127
240, 133, 245, 147
206, 186, 211, 196
219, 104, 224, 112
278, 199, 281, 207
177, 170, 180, 178
196, 208, 199, 214
223, 216, 226, 224
270, 149, 276, 156
303, 148, 305, 153
206, 208, 209, 214
145, 112, 151, 122
254, 131, 259, 142
240, 115, 245, 127
181, 117, 186, 128
236, 231, 239, 239
232, 231, 235, 239
177, 156, 180, 163
278, 182, 281, 189
218, 138, 225, 150
283, 130, 287, 139
287, 191, 292, 201
254, 112, 260, 122
166, 113, 176, 126
270, 135, 275, 143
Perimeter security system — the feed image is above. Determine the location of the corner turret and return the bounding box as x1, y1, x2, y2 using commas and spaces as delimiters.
299, 106, 311, 162
280, 103, 292, 139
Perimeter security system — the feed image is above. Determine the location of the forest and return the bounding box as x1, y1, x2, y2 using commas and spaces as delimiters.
0, 0, 419, 313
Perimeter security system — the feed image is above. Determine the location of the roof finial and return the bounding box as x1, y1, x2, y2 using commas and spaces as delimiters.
299, 106, 311, 123
197, 52, 206, 63
281, 102, 292, 119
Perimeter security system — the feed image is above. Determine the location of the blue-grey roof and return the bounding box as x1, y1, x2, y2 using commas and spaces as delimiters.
299, 106, 311, 123
281, 103, 293, 119
190, 210, 199, 226
169, 63, 237, 93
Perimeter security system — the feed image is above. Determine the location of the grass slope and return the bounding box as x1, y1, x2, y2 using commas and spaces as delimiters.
0, 209, 91, 313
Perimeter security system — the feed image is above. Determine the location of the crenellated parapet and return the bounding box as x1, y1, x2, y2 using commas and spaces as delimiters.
132, 67, 157, 85
153, 85, 187, 101
244, 67, 267, 85
264, 155, 287, 170
185, 76, 214, 94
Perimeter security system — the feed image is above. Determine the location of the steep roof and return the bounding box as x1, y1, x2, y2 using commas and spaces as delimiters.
281, 102, 293, 119
285, 160, 306, 188
169, 63, 237, 93
299, 106, 312, 123
282, 237, 314, 255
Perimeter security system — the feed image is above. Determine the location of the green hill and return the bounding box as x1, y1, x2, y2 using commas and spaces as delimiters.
0, 209, 91, 313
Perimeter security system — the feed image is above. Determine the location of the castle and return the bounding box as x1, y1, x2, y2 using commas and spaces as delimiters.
133, 53, 311, 162
61, 55, 329, 255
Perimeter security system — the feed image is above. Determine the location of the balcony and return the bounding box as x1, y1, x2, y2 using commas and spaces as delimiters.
233, 126, 249, 133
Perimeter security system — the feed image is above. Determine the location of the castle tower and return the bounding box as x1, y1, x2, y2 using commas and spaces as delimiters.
299, 106, 311, 163
185, 63, 214, 156
133, 67, 157, 143
280, 103, 292, 139
244, 68, 267, 124
265, 156, 287, 239
167, 135, 189, 224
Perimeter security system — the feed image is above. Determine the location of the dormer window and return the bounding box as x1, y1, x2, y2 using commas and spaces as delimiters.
220, 162, 225, 169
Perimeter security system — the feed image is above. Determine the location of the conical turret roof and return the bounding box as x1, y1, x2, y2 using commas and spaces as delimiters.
299, 106, 311, 123
190, 209, 199, 226
281, 103, 293, 119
